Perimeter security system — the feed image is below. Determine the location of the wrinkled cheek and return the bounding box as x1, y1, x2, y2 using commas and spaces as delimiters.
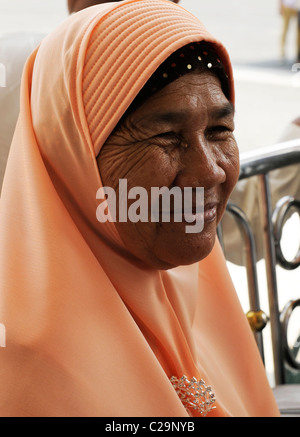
115, 220, 161, 265
154, 223, 217, 267
223, 151, 240, 189
231, 146, 240, 185
217, 179, 236, 223
230, 162, 240, 191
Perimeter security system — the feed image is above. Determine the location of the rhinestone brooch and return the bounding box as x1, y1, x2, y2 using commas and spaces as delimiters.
170, 375, 216, 416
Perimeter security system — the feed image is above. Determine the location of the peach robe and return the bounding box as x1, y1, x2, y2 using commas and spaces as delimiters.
0, 0, 279, 417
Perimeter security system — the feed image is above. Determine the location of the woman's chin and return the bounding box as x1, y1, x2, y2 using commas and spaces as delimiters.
145, 231, 217, 270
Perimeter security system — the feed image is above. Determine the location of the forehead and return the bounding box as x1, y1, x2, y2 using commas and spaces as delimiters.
129, 71, 233, 126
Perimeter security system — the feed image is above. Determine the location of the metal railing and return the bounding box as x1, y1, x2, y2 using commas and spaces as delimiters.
218, 139, 300, 386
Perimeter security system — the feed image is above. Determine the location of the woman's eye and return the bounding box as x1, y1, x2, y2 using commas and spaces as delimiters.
155, 132, 182, 147
206, 126, 233, 140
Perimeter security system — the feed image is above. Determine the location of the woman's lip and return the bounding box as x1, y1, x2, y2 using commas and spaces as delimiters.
167, 202, 218, 224
204, 203, 218, 223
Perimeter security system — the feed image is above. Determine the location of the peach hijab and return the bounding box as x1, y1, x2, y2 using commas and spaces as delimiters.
0, 0, 279, 417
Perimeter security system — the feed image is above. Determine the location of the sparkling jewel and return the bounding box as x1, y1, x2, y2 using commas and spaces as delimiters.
170, 375, 216, 416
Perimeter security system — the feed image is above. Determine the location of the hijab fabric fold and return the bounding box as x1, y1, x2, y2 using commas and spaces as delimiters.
0, 0, 279, 417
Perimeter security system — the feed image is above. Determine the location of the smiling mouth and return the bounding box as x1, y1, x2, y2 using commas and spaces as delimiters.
167, 202, 218, 224
203, 202, 218, 223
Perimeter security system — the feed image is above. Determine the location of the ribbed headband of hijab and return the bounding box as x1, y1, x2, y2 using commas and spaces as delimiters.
126, 41, 229, 115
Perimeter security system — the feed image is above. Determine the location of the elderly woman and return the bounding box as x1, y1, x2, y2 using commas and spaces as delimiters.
0, 0, 279, 417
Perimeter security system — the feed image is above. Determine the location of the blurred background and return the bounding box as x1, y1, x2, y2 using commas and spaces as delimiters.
1, 0, 300, 153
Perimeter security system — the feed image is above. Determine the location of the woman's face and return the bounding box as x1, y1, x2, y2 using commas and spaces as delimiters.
98, 71, 239, 270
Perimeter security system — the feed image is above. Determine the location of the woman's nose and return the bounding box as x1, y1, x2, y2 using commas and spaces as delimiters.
176, 138, 226, 189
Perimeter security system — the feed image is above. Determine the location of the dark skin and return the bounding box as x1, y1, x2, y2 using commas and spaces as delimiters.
98, 72, 239, 270
68, 0, 179, 13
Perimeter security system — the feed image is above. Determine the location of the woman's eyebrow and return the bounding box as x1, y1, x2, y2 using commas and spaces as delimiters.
132, 111, 187, 131
145, 111, 190, 125
137, 102, 235, 127
211, 102, 235, 120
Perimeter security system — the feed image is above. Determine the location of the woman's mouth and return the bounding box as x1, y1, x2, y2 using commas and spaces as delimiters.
167, 202, 218, 226
203, 203, 218, 224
